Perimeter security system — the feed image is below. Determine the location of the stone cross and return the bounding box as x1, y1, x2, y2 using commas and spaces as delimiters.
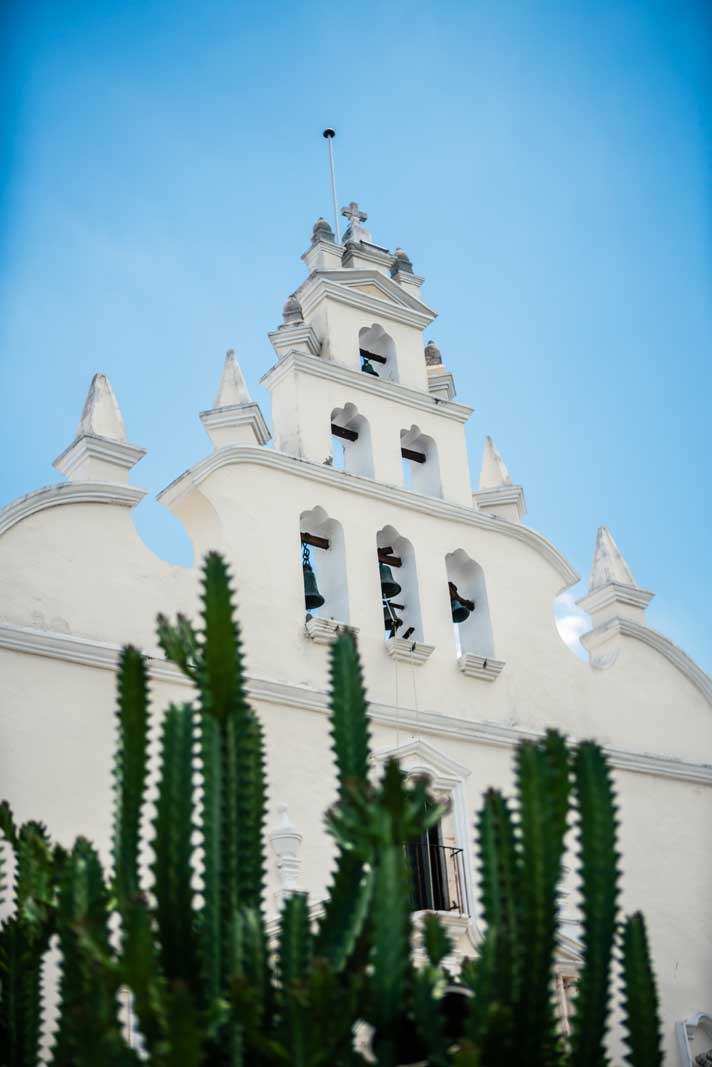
341, 201, 368, 227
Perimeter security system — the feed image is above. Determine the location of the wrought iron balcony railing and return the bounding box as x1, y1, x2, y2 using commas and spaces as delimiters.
407, 841, 468, 915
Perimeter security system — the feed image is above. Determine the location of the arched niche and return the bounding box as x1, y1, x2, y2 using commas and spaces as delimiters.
377, 524, 423, 643
359, 323, 398, 382
300, 506, 349, 623
401, 424, 442, 498
446, 549, 495, 658
330, 403, 374, 478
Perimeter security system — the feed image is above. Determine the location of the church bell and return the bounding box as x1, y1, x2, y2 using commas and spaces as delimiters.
379, 561, 402, 601
448, 581, 474, 624
450, 596, 471, 624
361, 356, 379, 377
302, 546, 325, 610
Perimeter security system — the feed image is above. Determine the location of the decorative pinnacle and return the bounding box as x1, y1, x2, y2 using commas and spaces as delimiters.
479, 436, 513, 490
312, 217, 335, 244
282, 293, 304, 326
214, 350, 251, 407
424, 340, 442, 367
392, 247, 414, 275
76, 373, 127, 442
589, 527, 638, 592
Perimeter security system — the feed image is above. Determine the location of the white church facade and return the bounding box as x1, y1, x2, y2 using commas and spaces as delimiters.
1, 202, 710, 1063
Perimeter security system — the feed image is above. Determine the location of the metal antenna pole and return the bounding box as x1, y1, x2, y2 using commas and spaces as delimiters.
322, 128, 340, 242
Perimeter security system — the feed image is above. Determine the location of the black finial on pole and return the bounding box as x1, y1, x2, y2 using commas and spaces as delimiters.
322, 129, 340, 241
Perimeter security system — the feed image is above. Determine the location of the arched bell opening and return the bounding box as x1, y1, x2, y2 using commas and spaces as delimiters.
358, 323, 398, 382
330, 403, 374, 478
445, 549, 494, 658
377, 525, 423, 643
300, 507, 349, 623
400, 425, 442, 498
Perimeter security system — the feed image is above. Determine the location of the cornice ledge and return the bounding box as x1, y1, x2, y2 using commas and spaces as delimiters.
2, 621, 710, 785
457, 653, 506, 681
304, 617, 359, 645
0, 482, 147, 538
156, 446, 578, 589
299, 267, 437, 317
385, 637, 435, 665
260, 351, 473, 423
296, 274, 436, 328
577, 582, 654, 615
581, 616, 712, 705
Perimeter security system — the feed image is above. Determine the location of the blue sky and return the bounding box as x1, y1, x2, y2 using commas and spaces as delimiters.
1, 0, 711, 673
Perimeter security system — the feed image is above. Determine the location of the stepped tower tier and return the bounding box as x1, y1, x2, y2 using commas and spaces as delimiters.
262, 205, 474, 505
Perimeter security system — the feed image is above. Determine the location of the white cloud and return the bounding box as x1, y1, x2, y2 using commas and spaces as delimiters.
555, 591, 589, 660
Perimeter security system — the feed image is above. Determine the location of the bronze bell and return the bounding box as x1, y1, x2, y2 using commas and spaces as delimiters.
361, 356, 379, 376
450, 596, 470, 624
303, 552, 325, 610
449, 581, 473, 624
379, 561, 402, 601
383, 602, 403, 634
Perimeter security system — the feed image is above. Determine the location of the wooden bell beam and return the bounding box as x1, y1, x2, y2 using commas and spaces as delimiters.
331, 423, 359, 442
301, 532, 330, 550
378, 547, 402, 567
358, 352, 386, 369
401, 447, 427, 464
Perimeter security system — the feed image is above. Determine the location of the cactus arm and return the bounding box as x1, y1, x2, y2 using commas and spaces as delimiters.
422, 912, 453, 967
278, 892, 313, 989
199, 551, 243, 722
151, 703, 199, 992
52, 839, 128, 1067
476, 789, 521, 1008
514, 735, 569, 1066
277, 893, 313, 1066
568, 742, 620, 1067
315, 849, 373, 970
200, 711, 223, 1001
621, 912, 663, 1067
369, 843, 412, 1067
328, 633, 371, 793
113, 646, 150, 906
234, 709, 267, 914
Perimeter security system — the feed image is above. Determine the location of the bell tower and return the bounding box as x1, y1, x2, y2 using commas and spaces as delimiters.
261, 203, 474, 505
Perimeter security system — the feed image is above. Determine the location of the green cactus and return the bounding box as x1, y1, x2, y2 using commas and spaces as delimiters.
0, 551, 665, 1066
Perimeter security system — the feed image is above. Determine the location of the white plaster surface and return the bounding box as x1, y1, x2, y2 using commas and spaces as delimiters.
1, 218, 710, 1063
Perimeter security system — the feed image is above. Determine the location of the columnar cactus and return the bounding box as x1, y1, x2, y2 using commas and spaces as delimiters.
0, 552, 663, 1066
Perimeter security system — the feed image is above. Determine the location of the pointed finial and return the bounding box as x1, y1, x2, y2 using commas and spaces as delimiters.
577, 526, 654, 650
588, 526, 638, 592
473, 436, 526, 521
214, 350, 251, 407
76, 373, 127, 442
200, 350, 269, 449
54, 373, 145, 483
479, 436, 513, 490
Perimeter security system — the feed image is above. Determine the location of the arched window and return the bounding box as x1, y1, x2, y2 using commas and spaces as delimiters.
446, 549, 495, 660
400, 425, 442, 498
359, 323, 398, 382
377, 525, 423, 644
330, 403, 374, 478
300, 507, 349, 625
